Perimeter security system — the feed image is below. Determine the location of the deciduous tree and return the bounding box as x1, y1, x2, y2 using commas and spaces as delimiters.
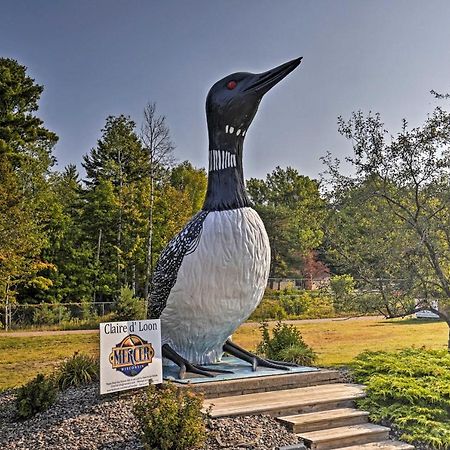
247, 166, 325, 277
140, 103, 175, 298
323, 107, 450, 347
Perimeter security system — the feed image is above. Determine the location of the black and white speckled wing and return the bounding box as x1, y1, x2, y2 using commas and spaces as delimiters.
149, 210, 209, 318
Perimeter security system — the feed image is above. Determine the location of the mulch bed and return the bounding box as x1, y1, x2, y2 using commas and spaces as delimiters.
0, 384, 303, 450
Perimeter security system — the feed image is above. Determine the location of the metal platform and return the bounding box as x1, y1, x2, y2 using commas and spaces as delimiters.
163, 356, 319, 384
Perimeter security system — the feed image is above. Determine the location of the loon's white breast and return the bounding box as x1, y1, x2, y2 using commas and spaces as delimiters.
159, 207, 270, 364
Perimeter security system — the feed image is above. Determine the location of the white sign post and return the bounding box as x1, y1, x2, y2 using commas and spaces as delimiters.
100, 319, 162, 395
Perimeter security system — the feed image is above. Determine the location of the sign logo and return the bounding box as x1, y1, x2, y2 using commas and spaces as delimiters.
109, 334, 154, 377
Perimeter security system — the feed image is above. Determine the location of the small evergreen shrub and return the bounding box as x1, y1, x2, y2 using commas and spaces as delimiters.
134, 382, 208, 450
55, 352, 99, 389
351, 348, 450, 449
114, 286, 146, 321
32, 303, 71, 325
80, 299, 97, 320
15, 373, 57, 420
256, 321, 317, 366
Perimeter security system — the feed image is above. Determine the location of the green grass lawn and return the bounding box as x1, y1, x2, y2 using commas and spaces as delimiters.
0, 333, 99, 390
0, 317, 447, 391
235, 317, 448, 366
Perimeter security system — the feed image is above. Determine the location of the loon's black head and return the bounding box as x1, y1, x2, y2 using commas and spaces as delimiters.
203, 57, 302, 212
206, 57, 302, 147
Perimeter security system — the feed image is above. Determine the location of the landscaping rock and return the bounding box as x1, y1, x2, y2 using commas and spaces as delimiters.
0, 384, 302, 450
205, 415, 302, 450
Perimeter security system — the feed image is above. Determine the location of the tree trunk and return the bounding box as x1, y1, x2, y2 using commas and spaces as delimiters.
144, 170, 154, 302
448, 325, 450, 352
428, 305, 450, 352
423, 238, 450, 297
93, 228, 102, 302
117, 149, 123, 290
96, 228, 102, 263
440, 304, 450, 351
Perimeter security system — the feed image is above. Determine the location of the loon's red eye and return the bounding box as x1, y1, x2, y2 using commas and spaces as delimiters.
227, 80, 237, 90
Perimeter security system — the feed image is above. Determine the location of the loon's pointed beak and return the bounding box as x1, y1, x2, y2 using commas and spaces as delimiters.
244, 57, 302, 97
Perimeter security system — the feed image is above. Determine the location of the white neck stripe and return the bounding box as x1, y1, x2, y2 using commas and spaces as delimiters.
209, 150, 237, 171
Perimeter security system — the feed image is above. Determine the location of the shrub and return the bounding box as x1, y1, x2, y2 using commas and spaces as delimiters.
351, 348, 450, 448
250, 288, 336, 321
299, 290, 335, 319
15, 373, 57, 420
279, 293, 307, 316
256, 321, 317, 366
55, 352, 99, 390
330, 274, 355, 312
114, 286, 146, 321
32, 303, 71, 325
134, 382, 208, 450
248, 298, 287, 321
80, 299, 97, 320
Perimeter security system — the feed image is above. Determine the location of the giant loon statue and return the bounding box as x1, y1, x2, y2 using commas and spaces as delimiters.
149, 57, 302, 378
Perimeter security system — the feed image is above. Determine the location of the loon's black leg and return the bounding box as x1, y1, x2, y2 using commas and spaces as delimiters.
223, 340, 294, 371
264, 358, 299, 367
226, 341, 297, 366
162, 344, 233, 379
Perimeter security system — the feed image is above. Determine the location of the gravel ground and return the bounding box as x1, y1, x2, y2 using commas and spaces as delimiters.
0, 385, 302, 450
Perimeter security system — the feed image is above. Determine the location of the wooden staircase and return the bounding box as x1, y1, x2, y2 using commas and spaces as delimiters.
203, 383, 414, 450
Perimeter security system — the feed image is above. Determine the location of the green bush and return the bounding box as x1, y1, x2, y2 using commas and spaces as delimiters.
134, 382, 208, 450
114, 286, 146, 321
256, 321, 317, 366
15, 373, 57, 420
351, 348, 450, 449
330, 274, 355, 313
248, 298, 287, 321
32, 303, 71, 325
279, 293, 307, 316
61, 311, 116, 331
80, 298, 97, 320
55, 352, 99, 390
299, 290, 335, 319
249, 288, 336, 321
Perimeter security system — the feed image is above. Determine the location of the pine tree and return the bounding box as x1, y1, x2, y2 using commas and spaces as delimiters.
82, 115, 150, 300
0, 58, 58, 321
35, 165, 97, 303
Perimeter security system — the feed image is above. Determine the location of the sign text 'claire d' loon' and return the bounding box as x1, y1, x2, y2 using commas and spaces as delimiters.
100, 319, 162, 395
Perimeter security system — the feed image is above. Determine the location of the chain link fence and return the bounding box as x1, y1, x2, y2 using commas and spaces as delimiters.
1, 301, 148, 330
1, 277, 429, 330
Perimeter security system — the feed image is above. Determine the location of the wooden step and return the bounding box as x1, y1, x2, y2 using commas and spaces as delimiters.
279, 408, 369, 432
300, 423, 390, 450
178, 368, 343, 398
203, 383, 365, 418
333, 440, 414, 450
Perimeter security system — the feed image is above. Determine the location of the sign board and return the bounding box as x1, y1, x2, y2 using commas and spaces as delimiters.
100, 319, 162, 395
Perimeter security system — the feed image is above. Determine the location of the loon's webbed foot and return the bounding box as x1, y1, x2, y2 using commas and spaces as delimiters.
223, 340, 297, 371
162, 344, 233, 380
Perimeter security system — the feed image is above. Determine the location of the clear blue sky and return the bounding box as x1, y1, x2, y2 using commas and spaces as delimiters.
2, 1, 450, 180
